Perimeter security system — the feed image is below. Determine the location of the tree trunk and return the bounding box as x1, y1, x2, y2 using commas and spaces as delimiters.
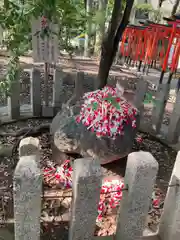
171, 0, 180, 16
155, 0, 165, 22
97, 0, 135, 89
84, 0, 93, 57
158, 0, 165, 8
94, 0, 108, 56
84, 0, 87, 9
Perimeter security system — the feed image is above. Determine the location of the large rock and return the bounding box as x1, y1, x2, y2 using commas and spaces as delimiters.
51, 98, 140, 165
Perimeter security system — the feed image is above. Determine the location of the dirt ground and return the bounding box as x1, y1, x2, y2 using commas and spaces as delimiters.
0, 55, 178, 239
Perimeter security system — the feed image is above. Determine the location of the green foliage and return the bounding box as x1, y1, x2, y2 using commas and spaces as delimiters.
134, 3, 163, 23
107, 0, 126, 19
93, 9, 106, 26
0, 0, 86, 96
0, 0, 30, 95
135, 3, 154, 12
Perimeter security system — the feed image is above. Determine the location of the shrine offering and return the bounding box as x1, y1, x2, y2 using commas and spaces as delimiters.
76, 86, 138, 139
43, 159, 160, 223
51, 85, 140, 165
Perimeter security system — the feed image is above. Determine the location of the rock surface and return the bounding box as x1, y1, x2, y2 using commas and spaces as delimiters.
51, 99, 140, 165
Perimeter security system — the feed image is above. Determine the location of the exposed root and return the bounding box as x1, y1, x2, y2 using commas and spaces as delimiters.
0, 123, 50, 137
0, 116, 52, 127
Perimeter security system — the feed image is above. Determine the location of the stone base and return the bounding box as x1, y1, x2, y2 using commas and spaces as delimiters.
53, 106, 62, 116
7, 97, 20, 119
42, 106, 54, 117
0, 228, 14, 240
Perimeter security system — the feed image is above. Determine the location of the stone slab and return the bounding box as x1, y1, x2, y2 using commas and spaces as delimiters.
42, 105, 54, 117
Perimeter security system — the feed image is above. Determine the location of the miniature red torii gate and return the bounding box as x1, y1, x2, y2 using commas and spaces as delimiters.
120, 18, 180, 84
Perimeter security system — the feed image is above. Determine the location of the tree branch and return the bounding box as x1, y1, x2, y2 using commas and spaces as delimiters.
171, 0, 180, 16
112, 0, 135, 61
97, 0, 134, 89
105, 0, 123, 44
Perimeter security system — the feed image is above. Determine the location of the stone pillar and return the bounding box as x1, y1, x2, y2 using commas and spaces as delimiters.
115, 151, 158, 240
30, 68, 42, 116
167, 91, 180, 143
152, 84, 170, 134
13, 137, 42, 240
134, 77, 148, 110
42, 64, 54, 117
7, 79, 20, 119
52, 68, 64, 114
74, 71, 85, 99
133, 78, 148, 119
158, 151, 180, 240
69, 157, 102, 240
116, 81, 124, 96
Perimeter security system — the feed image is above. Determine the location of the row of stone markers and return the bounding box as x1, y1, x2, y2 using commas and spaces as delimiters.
8, 68, 63, 119
5, 69, 180, 144
13, 136, 180, 240
151, 83, 180, 144
6, 68, 86, 120
134, 79, 180, 145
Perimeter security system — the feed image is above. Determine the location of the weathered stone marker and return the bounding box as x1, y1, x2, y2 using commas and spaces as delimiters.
158, 151, 180, 240
133, 77, 148, 123
30, 68, 41, 116
52, 68, 64, 114
152, 83, 170, 134
7, 79, 20, 119
74, 71, 85, 99
31, 17, 59, 63
115, 151, 158, 240
69, 157, 102, 240
31, 16, 59, 118
14, 137, 42, 240
167, 91, 180, 143
134, 77, 148, 110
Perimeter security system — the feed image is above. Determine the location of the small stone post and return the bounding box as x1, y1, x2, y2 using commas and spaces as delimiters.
74, 71, 85, 99
133, 77, 148, 118
30, 68, 42, 116
115, 151, 158, 240
69, 157, 102, 240
152, 83, 170, 134
167, 91, 180, 143
158, 151, 180, 240
52, 68, 64, 114
7, 79, 20, 119
14, 137, 42, 240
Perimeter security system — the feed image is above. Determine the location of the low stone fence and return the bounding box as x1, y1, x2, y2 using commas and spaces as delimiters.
1, 68, 180, 144
0, 67, 94, 120
12, 137, 180, 240
135, 78, 180, 144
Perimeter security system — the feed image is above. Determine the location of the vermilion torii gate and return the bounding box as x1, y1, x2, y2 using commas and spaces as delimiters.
119, 15, 180, 140
120, 17, 180, 85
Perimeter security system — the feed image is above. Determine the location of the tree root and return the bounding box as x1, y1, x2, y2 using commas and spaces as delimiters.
0, 117, 52, 158
138, 129, 174, 150
0, 116, 52, 127
0, 123, 50, 137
